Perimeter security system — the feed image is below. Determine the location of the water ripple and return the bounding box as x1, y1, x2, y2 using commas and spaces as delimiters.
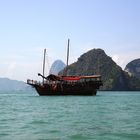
0, 91, 140, 140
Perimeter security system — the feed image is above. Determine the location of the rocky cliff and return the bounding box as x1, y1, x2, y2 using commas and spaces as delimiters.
60, 48, 140, 91
125, 58, 140, 78
49, 60, 66, 75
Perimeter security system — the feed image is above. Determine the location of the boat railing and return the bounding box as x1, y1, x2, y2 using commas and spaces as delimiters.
27, 79, 41, 85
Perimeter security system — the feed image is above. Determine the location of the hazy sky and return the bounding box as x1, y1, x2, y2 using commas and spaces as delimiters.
0, 0, 140, 81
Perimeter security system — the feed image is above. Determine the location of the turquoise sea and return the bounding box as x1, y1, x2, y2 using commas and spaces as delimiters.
0, 91, 140, 140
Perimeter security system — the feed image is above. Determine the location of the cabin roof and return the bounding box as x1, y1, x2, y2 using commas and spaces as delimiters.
47, 74, 61, 81
80, 75, 101, 78
47, 74, 101, 81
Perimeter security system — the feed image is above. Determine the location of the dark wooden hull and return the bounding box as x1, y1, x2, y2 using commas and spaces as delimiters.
30, 81, 102, 96
34, 85, 97, 96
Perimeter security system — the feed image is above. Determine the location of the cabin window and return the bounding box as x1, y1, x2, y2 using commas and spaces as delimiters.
86, 79, 91, 82
97, 78, 100, 81
91, 78, 95, 81
80, 79, 85, 82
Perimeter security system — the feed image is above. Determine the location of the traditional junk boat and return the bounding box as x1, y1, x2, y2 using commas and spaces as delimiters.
27, 39, 103, 95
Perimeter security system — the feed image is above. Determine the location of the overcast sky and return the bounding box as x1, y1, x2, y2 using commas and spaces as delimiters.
0, 0, 140, 81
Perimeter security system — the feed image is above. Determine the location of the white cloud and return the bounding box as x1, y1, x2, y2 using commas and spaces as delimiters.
111, 52, 140, 69
9, 62, 17, 69
112, 55, 119, 63
0, 62, 17, 79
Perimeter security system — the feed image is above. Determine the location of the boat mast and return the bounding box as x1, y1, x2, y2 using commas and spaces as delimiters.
43, 49, 46, 83
65, 39, 70, 76
67, 39, 70, 68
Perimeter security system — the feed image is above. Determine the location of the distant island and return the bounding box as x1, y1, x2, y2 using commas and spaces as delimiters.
0, 78, 32, 93
125, 58, 140, 78
49, 60, 66, 75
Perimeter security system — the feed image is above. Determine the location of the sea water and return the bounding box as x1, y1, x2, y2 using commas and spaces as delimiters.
0, 91, 140, 140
